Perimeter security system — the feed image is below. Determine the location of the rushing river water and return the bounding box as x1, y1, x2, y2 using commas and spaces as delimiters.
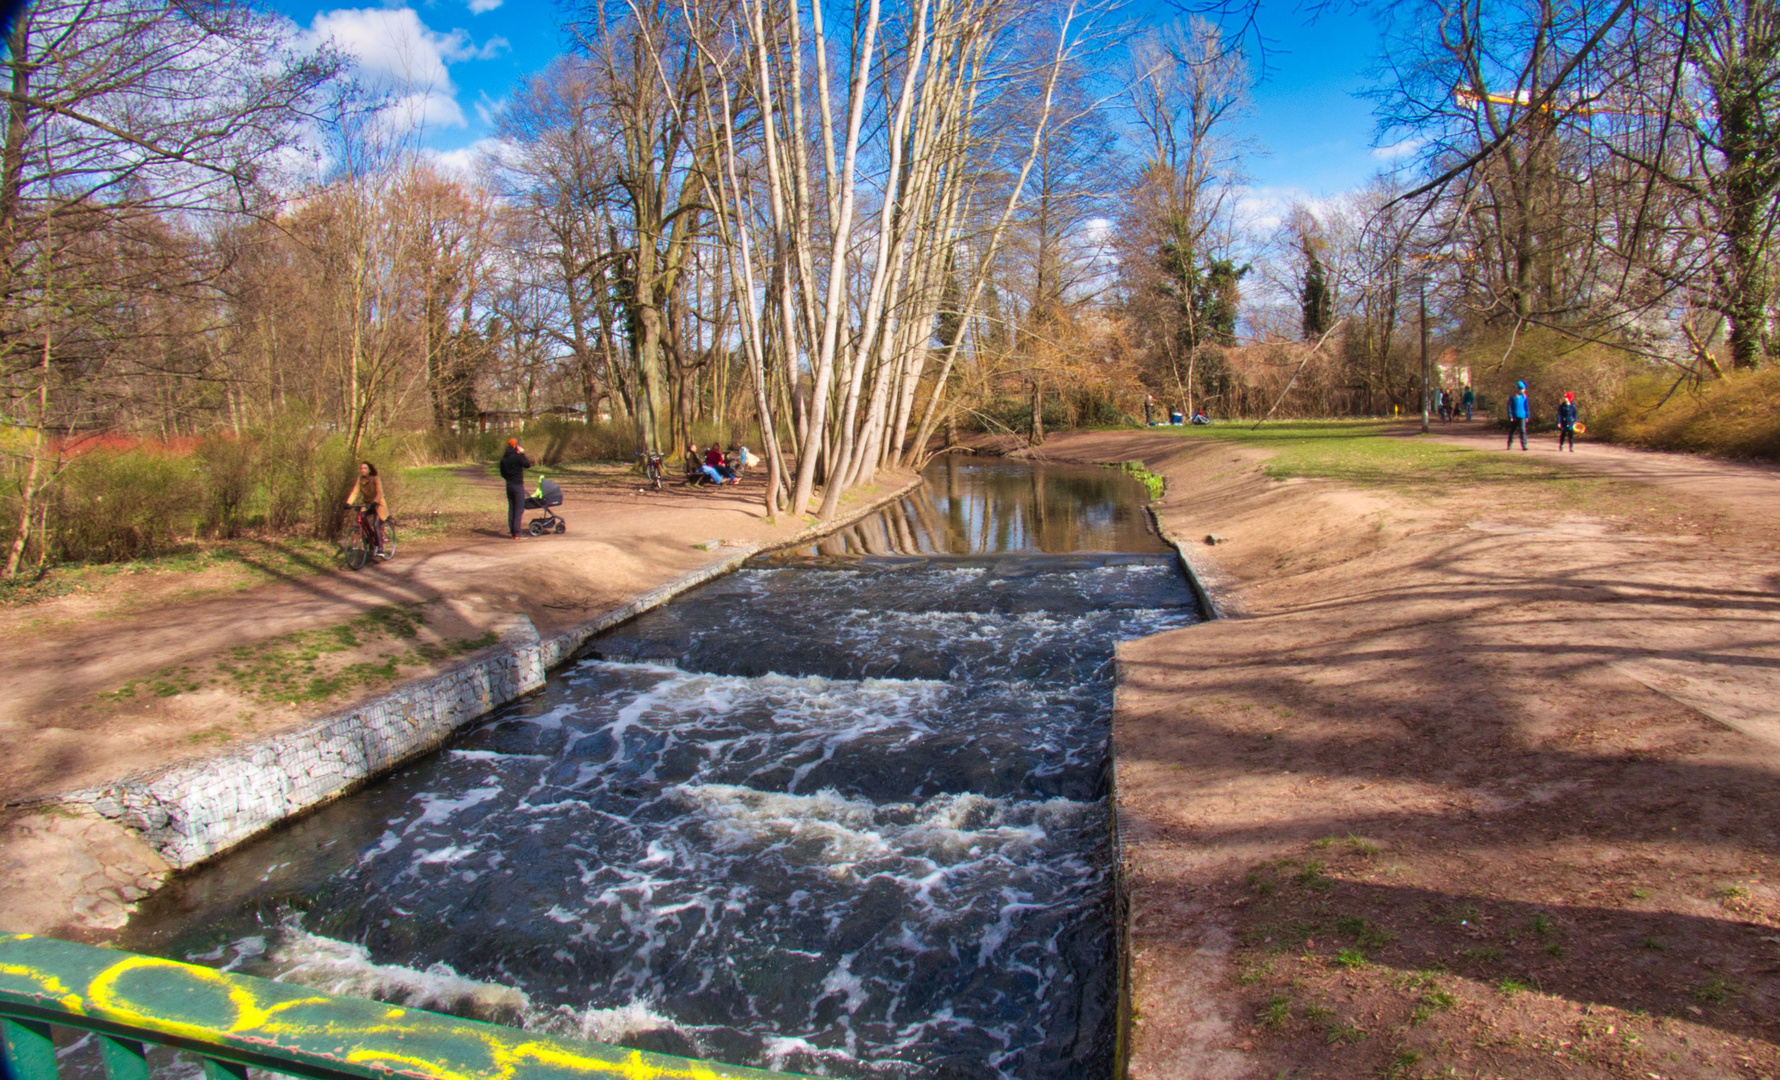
124, 457, 1199, 1080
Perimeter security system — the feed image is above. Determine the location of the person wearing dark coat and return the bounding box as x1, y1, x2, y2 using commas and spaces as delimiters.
1557, 392, 1579, 452
500, 438, 532, 539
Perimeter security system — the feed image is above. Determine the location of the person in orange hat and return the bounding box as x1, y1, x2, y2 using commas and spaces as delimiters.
1557, 392, 1578, 452
499, 437, 532, 538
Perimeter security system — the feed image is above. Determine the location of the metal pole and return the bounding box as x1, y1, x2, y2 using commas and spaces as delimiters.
1419, 277, 1430, 434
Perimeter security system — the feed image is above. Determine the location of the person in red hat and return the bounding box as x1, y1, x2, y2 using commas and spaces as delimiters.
1557, 392, 1579, 452
499, 437, 532, 538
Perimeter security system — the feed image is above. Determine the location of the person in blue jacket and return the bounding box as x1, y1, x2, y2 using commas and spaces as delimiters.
1506, 381, 1530, 450
1557, 391, 1578, 451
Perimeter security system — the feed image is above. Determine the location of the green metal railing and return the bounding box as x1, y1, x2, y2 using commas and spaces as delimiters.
0, 935, 806, 1080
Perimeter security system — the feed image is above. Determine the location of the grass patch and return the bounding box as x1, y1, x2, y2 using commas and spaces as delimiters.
1313, 834, 1380, 857
0, 536, 341, 610
1692, 977, 1734, 1004
101, 603, 494, 708
1151, 420, 1589, 491
1332, 947, 1367, 969
1295, 860, 1335, 891
414, 630, 500, 662
1335, 915, 1395, 950
1107, 460, 1165, 499
1410, 988, 1457, 1026
1381, 1047, 1422, 1078
1237, 956, 1276, 985
1259, 996, 1292, 1028
1496, 977, 1533, 995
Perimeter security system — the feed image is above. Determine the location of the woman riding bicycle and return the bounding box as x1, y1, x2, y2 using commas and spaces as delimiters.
343, 461, 389, 557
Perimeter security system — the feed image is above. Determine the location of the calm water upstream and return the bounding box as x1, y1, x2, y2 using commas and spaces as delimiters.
123, 457, 1199, 1080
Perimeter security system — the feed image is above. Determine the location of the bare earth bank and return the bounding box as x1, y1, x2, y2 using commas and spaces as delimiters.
1031, 430, 1780, 1080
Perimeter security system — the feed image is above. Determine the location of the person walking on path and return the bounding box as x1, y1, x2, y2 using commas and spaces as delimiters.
1463, 385, 1474, 422
500, 438, 531, 539
1557, 392, 1579, 452
1507, 381, 1530, 450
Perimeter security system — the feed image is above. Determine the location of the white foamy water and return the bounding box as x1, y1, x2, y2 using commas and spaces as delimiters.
129, 482, 1200, 1080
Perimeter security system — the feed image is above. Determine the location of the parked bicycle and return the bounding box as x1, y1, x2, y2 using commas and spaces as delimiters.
342, 504, 396, 570
637, 450, 665, 493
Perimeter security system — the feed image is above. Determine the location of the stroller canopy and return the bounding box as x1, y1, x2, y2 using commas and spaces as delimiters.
529, 478, 563, 507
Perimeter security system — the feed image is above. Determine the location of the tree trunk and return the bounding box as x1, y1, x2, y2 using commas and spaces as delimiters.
636, 303, 671, 452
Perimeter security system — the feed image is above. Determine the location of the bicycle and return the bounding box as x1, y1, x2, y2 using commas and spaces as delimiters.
637, 450, 665, 493
342, 505, 397, 570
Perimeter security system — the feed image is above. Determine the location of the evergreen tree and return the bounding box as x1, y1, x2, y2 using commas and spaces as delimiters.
1300, 245, 1332, 340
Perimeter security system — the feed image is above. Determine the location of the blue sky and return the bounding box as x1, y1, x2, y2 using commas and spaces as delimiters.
272, 0, 1396, 206
1232, 4, 1398, 198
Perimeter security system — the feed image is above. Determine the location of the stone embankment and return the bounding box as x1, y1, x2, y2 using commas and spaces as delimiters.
14, 476, 919, 932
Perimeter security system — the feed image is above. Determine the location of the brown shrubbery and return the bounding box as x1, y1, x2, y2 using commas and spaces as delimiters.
1457, 328, 1636, 427
1592, 369, 1780, 460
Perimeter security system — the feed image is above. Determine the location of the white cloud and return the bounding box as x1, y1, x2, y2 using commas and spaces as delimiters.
427, 137, 517, 178
470, 36, 510, 60
385, 90, 469, 131
469, 0, 503, 12
1233, 186, 1357, 234
1371, 137, 1426, 161
307, 8, 505, 133
474, 92, 507, 128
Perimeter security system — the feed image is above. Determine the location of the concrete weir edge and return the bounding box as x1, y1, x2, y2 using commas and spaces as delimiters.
1111, 503, 1231, 1078
65, 474, 924, 872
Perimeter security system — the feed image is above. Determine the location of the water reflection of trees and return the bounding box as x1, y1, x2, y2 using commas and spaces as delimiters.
809, 458, 1159, 556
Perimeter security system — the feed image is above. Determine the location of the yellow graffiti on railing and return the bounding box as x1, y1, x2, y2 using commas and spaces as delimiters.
0, 934, 786, 1080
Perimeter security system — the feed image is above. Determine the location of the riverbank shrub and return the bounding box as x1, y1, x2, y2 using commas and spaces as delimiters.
1592, 368, 1780, 460
0, 420, 454, 572
1112, 460, 1165, 499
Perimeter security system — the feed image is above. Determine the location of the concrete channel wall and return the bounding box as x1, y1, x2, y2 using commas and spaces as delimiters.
71, 477, 923, 870
1111, 503, 1231, 1079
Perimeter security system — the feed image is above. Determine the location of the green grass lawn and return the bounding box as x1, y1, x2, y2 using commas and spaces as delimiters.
1144, 420, 1586, 491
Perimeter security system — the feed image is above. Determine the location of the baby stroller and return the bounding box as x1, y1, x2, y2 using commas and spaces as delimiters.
524, 477, 566, 536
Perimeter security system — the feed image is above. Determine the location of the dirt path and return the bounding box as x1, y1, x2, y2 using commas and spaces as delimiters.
1032, 430, 1780, 1080
1424, 421, 1780, 532
0, 467, 913, 936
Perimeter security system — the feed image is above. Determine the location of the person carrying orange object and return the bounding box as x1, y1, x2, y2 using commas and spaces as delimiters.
1557, 392, 1579, 452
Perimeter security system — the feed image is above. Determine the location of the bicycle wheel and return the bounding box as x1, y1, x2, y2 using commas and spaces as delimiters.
379, 520, 397, 560
344, 525, 367, 570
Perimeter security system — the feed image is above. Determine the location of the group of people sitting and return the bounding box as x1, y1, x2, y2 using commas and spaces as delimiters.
686, 443, 753, 486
